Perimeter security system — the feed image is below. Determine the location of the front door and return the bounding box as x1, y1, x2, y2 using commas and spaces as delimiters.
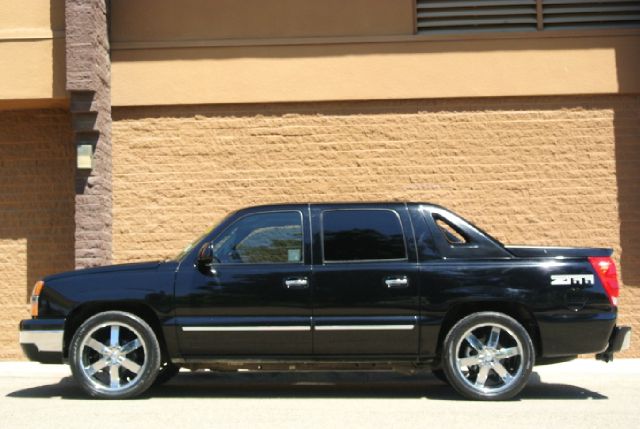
175, 207, 312, 357
310, 204, 420, 356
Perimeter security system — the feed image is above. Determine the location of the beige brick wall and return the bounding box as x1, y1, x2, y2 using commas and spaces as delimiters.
0, 109, 75, 359
112, 95, 640, 357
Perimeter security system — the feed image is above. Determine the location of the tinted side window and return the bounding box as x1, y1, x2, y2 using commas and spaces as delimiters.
212, 211, 303, 264
322, 209, 406, 262
434, 215, 468, 245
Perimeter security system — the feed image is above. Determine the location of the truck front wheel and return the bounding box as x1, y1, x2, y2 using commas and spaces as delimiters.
69, 311, 161, 399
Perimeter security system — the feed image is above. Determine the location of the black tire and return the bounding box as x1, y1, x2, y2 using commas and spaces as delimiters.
431, 368, 449, 384
153, 361, 181, 386
69, 311, 161, 399
442, 312, 534, 401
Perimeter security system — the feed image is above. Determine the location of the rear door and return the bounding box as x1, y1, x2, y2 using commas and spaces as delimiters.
310, 204, 420, 356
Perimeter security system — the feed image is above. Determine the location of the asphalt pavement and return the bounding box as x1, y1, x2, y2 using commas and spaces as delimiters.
1, 359, 638, 429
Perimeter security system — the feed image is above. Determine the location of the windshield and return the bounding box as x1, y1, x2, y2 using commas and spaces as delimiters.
174, 227, 215, 261
171, 210, 245, 261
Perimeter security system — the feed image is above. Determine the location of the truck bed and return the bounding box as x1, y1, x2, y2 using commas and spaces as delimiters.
505, 246, 613, 258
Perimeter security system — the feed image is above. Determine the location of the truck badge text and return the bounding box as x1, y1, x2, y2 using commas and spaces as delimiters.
550, 274, 595, 286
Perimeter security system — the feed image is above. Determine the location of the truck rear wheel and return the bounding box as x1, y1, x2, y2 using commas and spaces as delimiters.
442, 311, 534, 401
69, 311, 161, 399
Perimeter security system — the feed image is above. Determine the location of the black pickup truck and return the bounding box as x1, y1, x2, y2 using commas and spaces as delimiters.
20, 202, 631, 400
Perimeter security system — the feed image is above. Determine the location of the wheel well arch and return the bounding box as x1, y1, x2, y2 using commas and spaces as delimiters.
435, 301, 542, 359
63, 302, 166, 359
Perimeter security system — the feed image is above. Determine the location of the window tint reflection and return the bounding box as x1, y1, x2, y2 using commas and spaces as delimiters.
212, 211, 303, 264
323, 210, 406, 262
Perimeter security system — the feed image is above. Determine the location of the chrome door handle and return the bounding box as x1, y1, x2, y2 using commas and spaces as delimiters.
284, 278, 308, 289
385, 276, 409, 288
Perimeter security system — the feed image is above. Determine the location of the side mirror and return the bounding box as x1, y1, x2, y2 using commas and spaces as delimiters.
196, 243, 218, 275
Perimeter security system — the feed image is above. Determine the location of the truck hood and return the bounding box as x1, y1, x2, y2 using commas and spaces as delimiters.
43, 261, 169, 282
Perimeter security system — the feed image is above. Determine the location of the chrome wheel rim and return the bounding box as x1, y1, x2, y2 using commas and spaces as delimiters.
78, 322, 147, 393
454, 323, 524, 395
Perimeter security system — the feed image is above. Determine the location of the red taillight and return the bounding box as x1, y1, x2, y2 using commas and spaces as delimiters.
588, 257, 620, 306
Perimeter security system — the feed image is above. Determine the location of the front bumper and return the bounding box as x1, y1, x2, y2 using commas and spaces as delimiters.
19, 319, 65, 364
596, 326, 632, 362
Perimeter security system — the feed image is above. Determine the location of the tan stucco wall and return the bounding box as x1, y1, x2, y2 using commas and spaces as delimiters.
0, 109, 75, 359
111, 34, 640, 106
0, 0, 66, 102
0, 0, 64, 32
112, 95, 640, 357
110, 0, 414, 42
0, 39, 66, 101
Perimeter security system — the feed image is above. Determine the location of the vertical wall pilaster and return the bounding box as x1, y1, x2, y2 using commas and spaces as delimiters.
65, 0, 112, 268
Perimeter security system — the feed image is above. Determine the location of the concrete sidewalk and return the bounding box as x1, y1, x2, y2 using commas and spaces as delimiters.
1, 359, 639, 429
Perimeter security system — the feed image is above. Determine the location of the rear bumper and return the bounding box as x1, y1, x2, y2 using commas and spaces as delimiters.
19, 319, 65, 364
596, 326, 632, 362
537, 312, 617, 357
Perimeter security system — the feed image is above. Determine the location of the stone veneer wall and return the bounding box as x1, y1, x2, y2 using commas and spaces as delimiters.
66, 0, 112, 268
112, 95, 640, 356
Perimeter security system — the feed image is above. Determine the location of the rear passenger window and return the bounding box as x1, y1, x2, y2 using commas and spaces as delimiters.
322, 209, 406, 262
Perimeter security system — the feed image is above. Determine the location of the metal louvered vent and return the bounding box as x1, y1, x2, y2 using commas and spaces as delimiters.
542, 0, 640, 30
416, 0, 640, 34
416, 0, 539, 34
